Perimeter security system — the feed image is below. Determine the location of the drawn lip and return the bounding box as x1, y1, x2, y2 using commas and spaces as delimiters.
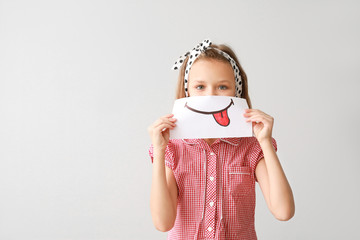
184, 99, 234, 127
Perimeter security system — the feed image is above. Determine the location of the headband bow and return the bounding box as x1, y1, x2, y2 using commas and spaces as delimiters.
172, 39, 212, 70
172, 39, 242, 98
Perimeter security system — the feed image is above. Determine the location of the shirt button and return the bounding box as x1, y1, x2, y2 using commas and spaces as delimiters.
210, 152, 215, 156
207, 226, 213, 232
209, 201, 214, 207
209, 176, 214, 181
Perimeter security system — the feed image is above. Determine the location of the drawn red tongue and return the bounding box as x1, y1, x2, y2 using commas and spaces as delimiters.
213, 109, 230, 126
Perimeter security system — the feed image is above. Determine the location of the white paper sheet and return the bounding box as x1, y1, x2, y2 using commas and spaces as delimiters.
170, 96, 253, 139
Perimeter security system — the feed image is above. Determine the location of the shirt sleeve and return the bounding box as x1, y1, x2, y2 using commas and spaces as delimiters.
251, 137, 278, 182
148, 143, 175, 170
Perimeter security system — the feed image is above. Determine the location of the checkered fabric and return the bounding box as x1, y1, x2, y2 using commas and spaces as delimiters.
149, 137, 277, 240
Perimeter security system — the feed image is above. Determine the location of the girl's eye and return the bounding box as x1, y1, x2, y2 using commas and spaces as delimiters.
219, 85, 228, 90
196, 85, 204, 90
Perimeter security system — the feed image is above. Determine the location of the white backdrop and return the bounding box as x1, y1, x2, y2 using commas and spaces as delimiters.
0, 0, 359, 239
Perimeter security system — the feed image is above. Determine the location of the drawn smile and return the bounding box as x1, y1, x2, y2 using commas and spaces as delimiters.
184, 99, 234, 127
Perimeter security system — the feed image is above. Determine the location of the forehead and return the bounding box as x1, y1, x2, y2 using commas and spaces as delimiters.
189, 59, 235, 80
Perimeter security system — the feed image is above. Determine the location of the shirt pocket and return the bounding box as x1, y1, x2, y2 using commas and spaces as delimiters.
229, 166, 252, 196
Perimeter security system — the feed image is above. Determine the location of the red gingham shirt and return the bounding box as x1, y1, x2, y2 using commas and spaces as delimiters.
149, 137, 277, 240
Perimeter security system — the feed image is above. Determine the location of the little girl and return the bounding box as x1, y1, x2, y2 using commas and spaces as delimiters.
148, 39, 295, 240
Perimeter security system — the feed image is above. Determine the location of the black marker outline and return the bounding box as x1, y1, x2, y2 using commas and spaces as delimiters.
184, 99, 234, 126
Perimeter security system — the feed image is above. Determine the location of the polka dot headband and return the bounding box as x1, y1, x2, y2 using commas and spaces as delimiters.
172, 39, 242, 98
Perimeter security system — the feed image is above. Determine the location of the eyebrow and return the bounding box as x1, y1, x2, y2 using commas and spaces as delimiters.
191, 80, 206, 84
217, 80, 233, 83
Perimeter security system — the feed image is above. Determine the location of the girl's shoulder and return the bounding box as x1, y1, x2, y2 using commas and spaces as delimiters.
240, 137, 278, 160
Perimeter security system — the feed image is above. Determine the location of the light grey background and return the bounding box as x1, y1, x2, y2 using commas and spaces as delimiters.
0, 0, 359, 239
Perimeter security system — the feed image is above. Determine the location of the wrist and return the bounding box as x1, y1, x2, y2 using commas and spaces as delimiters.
258, 137, 272, 146
153, 144, 166, 152
153, 147, 166, 159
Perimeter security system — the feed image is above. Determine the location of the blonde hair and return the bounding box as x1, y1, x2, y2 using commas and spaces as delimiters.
175, 43, 252, 109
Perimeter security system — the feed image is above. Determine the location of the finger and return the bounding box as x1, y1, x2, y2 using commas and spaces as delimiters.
154, 122, 177, 133
160, 115, 177, 123
246, 116, 268, 123
246, 115, 270, 123
244, 111, 271, 119
160, 114, 175, 121
151, 114, 175, 126
246, 114, 270, 121
155, 119, 175, 127
155, 117, 176, 128
153, 118, 177, 129
243, 110, 258, 117
245, 112, 261, 121
161, 117, 177, 123
244, 109, 265, 116
149, 120, 175, 135
245, 109, 271, 120
161, 113, 174, 118
244, 108, 260, 113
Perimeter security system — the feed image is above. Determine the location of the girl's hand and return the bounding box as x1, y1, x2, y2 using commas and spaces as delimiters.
148, 114, 177, 150
243, 109, 274, 143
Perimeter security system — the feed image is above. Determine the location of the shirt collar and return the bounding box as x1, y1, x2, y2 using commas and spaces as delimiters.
181, 138, 240, 146
219, 138, 240, 146
181, 139, 201, 145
